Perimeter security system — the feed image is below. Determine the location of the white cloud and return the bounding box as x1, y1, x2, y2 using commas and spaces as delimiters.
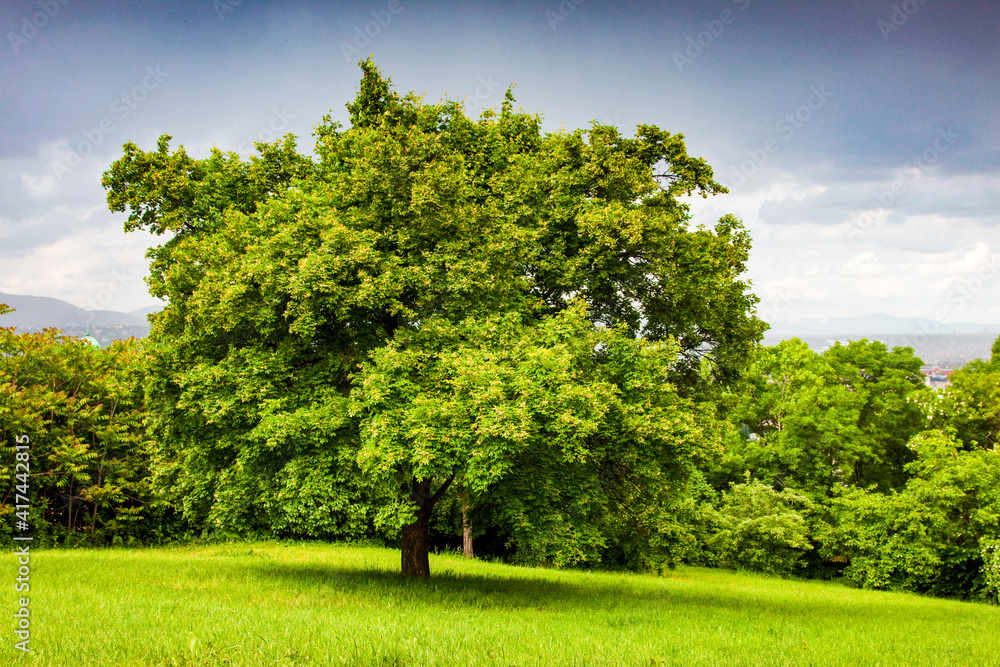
20, 171, 56, 197
0, 224, 157, 313
842, 251, 884, 277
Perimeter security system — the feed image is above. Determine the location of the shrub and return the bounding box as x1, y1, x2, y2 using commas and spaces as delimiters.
707, 476, 814, 575
823, 429, 1000, 598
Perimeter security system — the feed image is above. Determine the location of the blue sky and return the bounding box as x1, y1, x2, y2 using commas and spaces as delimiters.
1, 0, 998, 329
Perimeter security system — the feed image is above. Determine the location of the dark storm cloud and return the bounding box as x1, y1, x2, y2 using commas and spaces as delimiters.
0, 0, 997, 318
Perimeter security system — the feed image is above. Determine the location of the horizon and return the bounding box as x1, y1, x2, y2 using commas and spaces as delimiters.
4, 290, 997, 368
4, 289, 1000, 331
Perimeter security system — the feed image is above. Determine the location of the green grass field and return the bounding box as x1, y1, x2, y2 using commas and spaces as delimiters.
2, 542, 998, 666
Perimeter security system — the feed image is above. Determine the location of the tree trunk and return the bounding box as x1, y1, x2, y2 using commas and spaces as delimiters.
461, 494, 474, 558
400, 476, 454, 578
67, 482, 73, 533
91, 451, 104, 536
400, 506, 432, 577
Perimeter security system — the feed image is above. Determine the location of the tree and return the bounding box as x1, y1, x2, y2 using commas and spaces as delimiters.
724, 338, 926, 497
706, 475, 815, 575
822, 427, 1000, 598
103, 60, 763, 576
925, 336, 1000, 452
0, 306, 160, 545
818, 339, 1000, 598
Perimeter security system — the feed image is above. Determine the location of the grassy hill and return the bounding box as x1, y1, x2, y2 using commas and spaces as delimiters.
3, 542, 998, 666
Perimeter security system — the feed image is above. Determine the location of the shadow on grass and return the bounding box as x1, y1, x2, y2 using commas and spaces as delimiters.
245, 557, 881, 622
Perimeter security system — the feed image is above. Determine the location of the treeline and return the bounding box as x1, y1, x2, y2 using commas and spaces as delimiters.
681, 337, 1000, 601
0, 310, 185, 546
3, 313, 999, 601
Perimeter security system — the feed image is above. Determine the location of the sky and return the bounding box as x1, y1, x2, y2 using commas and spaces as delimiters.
1, 0, 998, 330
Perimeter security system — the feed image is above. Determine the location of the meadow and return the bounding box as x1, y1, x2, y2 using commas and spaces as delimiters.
2, 542, 998, 666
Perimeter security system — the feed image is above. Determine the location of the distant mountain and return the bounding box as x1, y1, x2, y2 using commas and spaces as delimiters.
0, 293, 150, 346
765, 314, 1000, 340
130, 304, 163, 320
0, 292, 148, 329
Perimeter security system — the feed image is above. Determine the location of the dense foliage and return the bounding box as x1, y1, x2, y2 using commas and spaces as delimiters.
698, 337, 1000, 599
4, 307, 999, 598
98, 60, 761, 576
0, 306, 176, 545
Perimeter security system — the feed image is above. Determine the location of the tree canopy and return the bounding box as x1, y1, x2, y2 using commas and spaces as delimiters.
725, 338, 927, 497
102, 60, 764, 576
0, 306, 160, 545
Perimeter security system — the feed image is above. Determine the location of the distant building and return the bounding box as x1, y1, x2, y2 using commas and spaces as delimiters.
920, 367, 954, 389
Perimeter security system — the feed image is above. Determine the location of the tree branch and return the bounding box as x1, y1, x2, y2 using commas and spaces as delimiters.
430, 472, 456, 505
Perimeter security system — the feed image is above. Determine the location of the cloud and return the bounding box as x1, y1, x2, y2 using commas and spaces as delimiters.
842, 251, 884, 277
0, 222, 157, 312
1, 0, 998, 325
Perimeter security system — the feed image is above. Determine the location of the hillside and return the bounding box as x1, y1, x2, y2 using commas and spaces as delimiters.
2, 542, 995, 666
0, 292, 152, 346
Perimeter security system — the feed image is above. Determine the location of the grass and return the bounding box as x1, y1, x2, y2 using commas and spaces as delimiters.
2, 542, 999, 666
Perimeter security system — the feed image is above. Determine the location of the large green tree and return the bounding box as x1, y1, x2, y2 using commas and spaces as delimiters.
103, 61, 763, 575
